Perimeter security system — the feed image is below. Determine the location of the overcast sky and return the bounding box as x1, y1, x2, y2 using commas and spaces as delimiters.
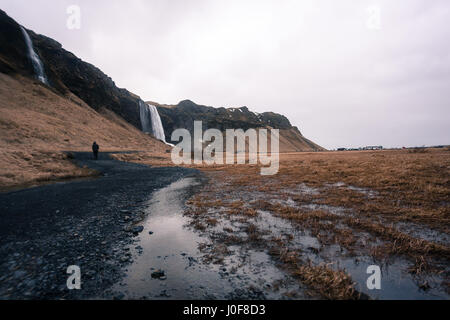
1, 0, 449, 149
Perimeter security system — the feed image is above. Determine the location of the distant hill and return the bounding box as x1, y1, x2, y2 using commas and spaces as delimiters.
149, 100, 325, 152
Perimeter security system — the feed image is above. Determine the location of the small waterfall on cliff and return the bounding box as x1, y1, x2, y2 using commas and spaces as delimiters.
20, 26, 49, 85
139, 101, 166, 142
139, 101, 152, 133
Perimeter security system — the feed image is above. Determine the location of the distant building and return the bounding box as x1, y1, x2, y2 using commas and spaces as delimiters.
336, 146, 383, 151
363, 146, 383, 150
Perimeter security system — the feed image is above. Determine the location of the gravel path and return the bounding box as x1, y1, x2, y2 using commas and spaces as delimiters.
0, 152, 199, 299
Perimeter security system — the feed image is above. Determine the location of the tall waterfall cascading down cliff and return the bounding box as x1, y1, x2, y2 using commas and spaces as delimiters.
139, 101, 167, 142
20, 26, 48, 85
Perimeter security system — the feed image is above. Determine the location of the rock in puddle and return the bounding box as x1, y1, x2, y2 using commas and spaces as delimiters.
158, 290, 171, 297
120, 256, 130, 263
131, 226, 144, 234
151, 269, 165, 279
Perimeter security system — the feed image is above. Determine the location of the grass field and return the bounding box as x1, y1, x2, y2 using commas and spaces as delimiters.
114, 148, 450, 299
0, 73, 168, 190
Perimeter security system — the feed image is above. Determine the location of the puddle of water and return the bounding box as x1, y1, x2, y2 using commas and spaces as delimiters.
300, 203, 348, 216
113, 178, 301, 300
114, 178, 235, 299
333, 255, 448, 300
221, 247, 307, 299
287, 183, 320, 196
393, 221, 449, 246
330, 182, 346, 187
255, 210, 293, 231
327, 182, 378, 198
346, 185, 377, 198
270, 197, 299, 208
251, 208, 449, 300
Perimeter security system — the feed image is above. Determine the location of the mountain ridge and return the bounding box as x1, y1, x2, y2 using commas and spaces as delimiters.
148, 99, 325, 152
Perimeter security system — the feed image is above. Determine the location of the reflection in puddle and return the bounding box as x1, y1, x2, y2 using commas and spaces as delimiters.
114, 178, 231, 299
114, 177, 449, 300
335, 256, 447, 300
114, 178, 301, 299
225, 199, 449, 299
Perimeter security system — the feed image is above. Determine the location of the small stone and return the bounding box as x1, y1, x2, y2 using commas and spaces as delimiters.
151, 269, 165, 279
26, 279, 37, 287
133, 217, 143, 223
13, 270, 26, 279
148, 231, 154, 235
113, 293, 125, 300
132, 226, 144, 234
159, 290, 171, 297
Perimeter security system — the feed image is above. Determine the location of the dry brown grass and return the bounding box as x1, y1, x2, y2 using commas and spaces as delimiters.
0, 150, 97, 191
0, 73, 168, 190
156, 148, 449, 298
293, 263, 362, 300
267, 245, 362, 299
203, 149, 449, 232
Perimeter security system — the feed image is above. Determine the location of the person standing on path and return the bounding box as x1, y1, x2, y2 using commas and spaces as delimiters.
92, 141, 100, 160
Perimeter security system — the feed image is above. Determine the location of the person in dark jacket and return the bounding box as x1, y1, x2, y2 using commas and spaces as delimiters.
92, 141, 99, 160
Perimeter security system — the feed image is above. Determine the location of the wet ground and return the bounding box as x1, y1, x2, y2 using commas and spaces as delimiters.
112, 177, 302, 300
0, 152, 300, 300
0, 152, 198, 299
0, 152, 447, 299
184, 173, 450, 300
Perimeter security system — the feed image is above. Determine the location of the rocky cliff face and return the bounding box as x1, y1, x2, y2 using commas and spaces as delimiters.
155, 99, 293, 134
0, 10, 31, 76
0, 9, 144, 129
152, 100, 324, 151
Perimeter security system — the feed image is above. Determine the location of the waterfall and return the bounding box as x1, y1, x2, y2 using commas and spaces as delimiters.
20, 26, 49, 85
139, 101, 152, 134
147, 104, 167, 142
139, 101, 167, 142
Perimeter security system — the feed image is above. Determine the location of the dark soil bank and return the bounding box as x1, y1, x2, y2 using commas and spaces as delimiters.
0, 152, 199, 299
